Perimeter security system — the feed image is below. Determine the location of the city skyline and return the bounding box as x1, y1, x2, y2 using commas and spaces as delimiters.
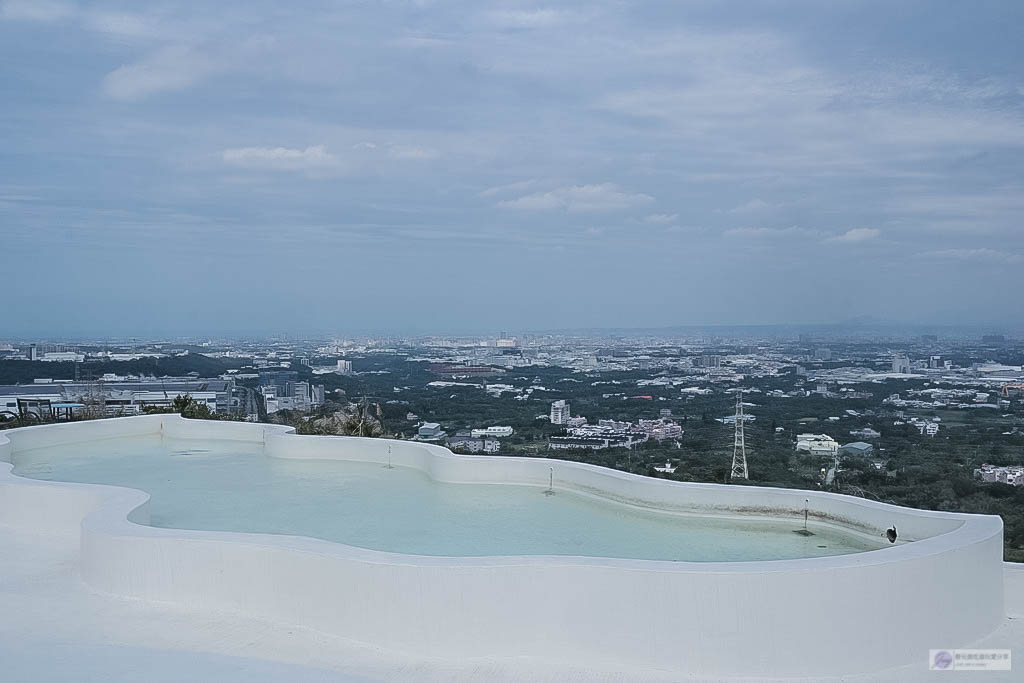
2, 318, 1022, 342
2, 1, 1023, 335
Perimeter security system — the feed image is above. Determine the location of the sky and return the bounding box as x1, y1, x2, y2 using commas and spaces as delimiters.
1, 0, 1023, 337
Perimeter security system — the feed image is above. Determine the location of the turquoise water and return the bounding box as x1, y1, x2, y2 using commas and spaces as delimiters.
12, 435, 887, 561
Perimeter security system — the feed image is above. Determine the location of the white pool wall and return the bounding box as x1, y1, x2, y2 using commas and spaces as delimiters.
0, 415, 1006, 678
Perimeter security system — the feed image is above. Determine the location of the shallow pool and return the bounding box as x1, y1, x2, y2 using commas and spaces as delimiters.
13, 434, 888, 561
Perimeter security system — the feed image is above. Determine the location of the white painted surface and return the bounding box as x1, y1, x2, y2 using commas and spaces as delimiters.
0, 415, 1007, 678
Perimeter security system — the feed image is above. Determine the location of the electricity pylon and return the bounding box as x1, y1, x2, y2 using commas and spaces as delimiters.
730, 391, 748, 480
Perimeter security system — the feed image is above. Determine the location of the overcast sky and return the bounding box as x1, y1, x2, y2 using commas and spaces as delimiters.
2, 1, 1022, 337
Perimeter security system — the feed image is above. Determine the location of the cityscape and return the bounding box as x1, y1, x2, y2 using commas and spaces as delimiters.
2, 0, 1022, 680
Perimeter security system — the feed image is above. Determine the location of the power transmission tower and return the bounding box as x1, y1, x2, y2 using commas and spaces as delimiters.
730, 391, 748, 480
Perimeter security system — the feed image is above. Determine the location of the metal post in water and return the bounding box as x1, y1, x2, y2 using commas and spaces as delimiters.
793, 498, 814, 536
384, 443, 393, 469
544, 467, 555, 496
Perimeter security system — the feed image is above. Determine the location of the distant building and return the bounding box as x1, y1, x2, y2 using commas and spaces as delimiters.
448, 432, 500, 454
260, 379, 324, 414
40, 351, 85, 362
336, 360, 353, 375
549, 423, 648, 451
547, 436, 613, 451
975, 463, 1024, 486
550, 399, 571, 425
415, 422, 447, 442
814, 348, 832, 361
892, 355, 912, 374
470, 426, 513, 438
849, 427, 882, 440
654, 461, 677, 474
637, 418, 683, 441
839, 442, 874, 457
259, 370, 299, 391
28, 344, 39, 361
796, 433, 839, 456
429, 363, 505, 378
0, 378, 236, 417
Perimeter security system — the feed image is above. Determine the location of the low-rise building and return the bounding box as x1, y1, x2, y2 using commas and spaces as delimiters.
549, 424, 648, 451
637, 418, 683, 441
0, 378, 237, 417
974, 464, 1024, 486
448, 432, 501, 454
796, 433, 839, 456
849, 427, 882, 440
470, 426, 514, 438
839, 441, 874, 457
260, 380, 324, 414
40, 352, 85, 362
415, 422, 447, 442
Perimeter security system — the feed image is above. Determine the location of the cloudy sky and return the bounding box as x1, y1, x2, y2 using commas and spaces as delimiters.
2, 1, 1022, 337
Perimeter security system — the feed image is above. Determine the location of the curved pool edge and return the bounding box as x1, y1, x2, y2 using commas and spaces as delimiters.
0, 415, 1007, 678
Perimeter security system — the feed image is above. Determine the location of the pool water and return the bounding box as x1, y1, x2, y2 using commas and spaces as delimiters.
12, 435, 888, 562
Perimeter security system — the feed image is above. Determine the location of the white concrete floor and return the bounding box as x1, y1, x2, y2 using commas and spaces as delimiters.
0, 524, 1020, 682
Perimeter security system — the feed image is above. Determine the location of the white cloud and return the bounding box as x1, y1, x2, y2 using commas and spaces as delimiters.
102, 46, 215, 101
222, 145, 338, 171
828, 228, 881, 243
918, 248, 1024, 264
644, 213, 678, 224
727, 199, 775, 214
498, 183, 654, 212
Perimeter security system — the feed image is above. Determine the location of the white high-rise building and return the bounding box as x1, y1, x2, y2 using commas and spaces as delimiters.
336, 360, 353, 375
892, 355, 911, 374
550, 399, 571, 425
